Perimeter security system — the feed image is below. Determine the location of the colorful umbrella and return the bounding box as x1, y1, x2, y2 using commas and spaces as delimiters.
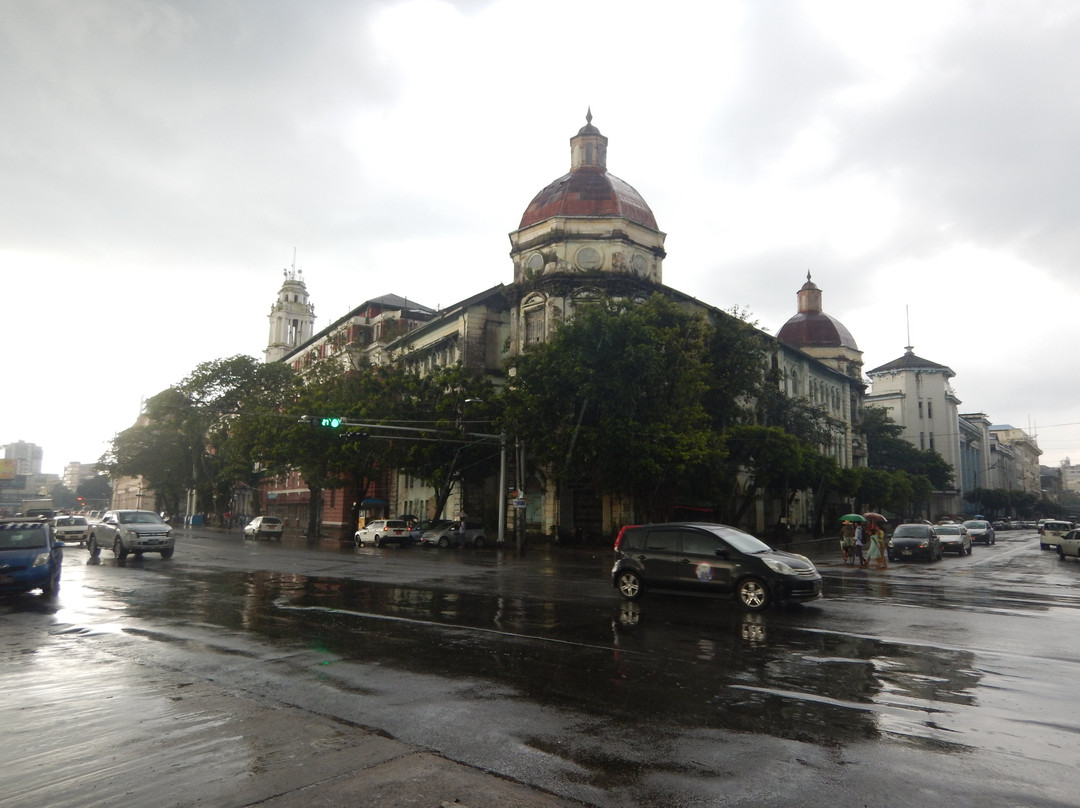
863, 512, 887, 522
840, 513, 866, 522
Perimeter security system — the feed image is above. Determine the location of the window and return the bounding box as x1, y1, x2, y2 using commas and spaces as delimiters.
918, 401, 923, 418
524, 308, 545, 345
928, 401, 933, 418
644, 528, 680, 551
681, 530, 719, 556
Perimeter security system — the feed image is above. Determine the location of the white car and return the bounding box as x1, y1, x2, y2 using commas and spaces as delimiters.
243, 516, 283, 540
1058, 529, 1080, 562
52, 515, 90, 546
354, 519, 412, 548
1040, 520, 1076, 550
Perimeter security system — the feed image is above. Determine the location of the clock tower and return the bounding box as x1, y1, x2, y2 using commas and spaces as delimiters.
265, 264, 316, 363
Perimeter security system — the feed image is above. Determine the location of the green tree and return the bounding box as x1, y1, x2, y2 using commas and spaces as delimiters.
502, 294, 723, 521
859, 406, 954, 492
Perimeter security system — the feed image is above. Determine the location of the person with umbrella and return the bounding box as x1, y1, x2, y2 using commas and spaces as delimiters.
839, 514, 864, 565
864, 513, 889, 569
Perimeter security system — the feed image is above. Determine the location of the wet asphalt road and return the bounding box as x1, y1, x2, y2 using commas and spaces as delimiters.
3, 527, 1080, 807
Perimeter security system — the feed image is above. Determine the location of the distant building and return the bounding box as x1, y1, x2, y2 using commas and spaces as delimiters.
63, 461, 99, 491
865, 347, 963, 515
265, 265, 317, 363
4, 440, 43, 476
988, 425, 1042, 495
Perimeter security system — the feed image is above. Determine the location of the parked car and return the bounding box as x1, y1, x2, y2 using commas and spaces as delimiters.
354, 519, 413, 548
419, 520, 488, 548
963, 519, 996, 545
243, 516, 283, 540
87, 510, 175, 560
611, 522, 822, 611
1039, 520, 1075, 551
52, 515, 90, 546
0, 518, 63, 597
935, 523, 972, 555
887, 524, 942, 562
1057, 529, 1080, 562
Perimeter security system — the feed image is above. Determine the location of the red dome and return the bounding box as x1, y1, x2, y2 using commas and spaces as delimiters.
777, 312, 859, 351
518, 167, 658, 231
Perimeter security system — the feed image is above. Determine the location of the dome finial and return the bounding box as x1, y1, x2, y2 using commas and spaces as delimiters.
586, 106, 592, 126
806, 269, 812, 282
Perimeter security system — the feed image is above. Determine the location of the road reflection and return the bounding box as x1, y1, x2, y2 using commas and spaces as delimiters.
101, 566, 986, 755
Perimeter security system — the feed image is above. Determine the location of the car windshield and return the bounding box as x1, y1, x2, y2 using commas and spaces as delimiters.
384, 520, 406, 529
56, 517, 86, 526
963, 521, 987, 529
261, 518, 281, 525
936, 526, 960, 535
893, 526, 927, 537
0, 525, 48, 549
117, 511, 165, 524
702, 524, 772, 554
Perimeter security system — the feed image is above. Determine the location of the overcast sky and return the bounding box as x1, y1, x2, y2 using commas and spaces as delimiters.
4, 0, 1080, 478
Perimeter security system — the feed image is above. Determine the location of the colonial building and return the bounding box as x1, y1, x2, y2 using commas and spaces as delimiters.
988, 425, 1042, 494
265, 265, 317, 363
264, 115, 867, 540
864, 347, 964, 514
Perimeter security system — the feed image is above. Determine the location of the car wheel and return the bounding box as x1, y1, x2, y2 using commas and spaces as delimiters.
473, 535, 486, 549
113, 537, 128, 561
41, 570, 60, 598
1040, 542, 1048, 550
160, 548, 173, 560
737, 578, 769, 611
615, 570, 643, 600
373, 536, 382, 548
438, 536, 450, 548
87, 536, 100, 557
354, 534, 363, 547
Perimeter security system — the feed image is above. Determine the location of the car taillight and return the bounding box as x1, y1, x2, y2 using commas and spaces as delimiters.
614, 526, 638, 552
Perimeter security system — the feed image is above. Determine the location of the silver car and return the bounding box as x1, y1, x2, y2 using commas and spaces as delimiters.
963, 520, 996, 545
935, 523, 972, 555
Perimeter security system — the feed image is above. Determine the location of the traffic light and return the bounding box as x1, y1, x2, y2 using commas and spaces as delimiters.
318, 416, 342, 428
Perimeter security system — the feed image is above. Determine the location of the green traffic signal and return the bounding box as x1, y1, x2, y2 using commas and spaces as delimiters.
320, 417, 342, 428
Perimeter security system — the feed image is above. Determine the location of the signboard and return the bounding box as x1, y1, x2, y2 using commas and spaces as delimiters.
513, 498, 527, 509
0, 459, 14, 481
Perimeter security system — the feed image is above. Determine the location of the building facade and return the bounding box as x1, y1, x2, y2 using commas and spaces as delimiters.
262, 115, 867, 540
864, 347, 964, 514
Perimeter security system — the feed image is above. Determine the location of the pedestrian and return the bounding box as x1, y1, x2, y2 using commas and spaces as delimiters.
854, 522, 867, 567
840, 521, 855, 565
871, 522, 888, 569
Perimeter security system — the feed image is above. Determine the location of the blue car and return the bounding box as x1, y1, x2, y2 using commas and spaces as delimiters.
0, 518, 63, 597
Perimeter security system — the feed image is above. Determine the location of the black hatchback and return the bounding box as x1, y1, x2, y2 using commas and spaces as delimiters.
611, 522, 822, 611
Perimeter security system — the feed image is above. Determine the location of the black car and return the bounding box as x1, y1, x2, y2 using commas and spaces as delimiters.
887, 524, 943, 562
611, 522, 822, 611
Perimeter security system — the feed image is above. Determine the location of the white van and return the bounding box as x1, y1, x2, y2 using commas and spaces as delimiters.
1039, 520, 1075, 550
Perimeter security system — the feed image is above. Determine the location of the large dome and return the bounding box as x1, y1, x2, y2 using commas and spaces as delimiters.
519, 169, 658, 230
517, 112, 659, 232
777, 311, 859, 351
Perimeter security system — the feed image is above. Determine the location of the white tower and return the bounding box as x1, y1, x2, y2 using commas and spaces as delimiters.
265, 264, 316, 363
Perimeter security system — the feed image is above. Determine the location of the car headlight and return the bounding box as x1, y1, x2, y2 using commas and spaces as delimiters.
33, 552, 51, 567
763, 557, 797, 575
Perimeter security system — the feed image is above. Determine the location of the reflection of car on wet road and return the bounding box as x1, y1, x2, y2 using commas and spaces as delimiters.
243, 516, 283, 540
887, 524, 942, 562
963, 519, 996, 545
88, 510, 175, 560
935, 523, 972, 555
0, 518, 63, 596
611, 522, 822, 611
354, 519, 412, 548
1039, 520, 1074, 551
52, 515, 90, 546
